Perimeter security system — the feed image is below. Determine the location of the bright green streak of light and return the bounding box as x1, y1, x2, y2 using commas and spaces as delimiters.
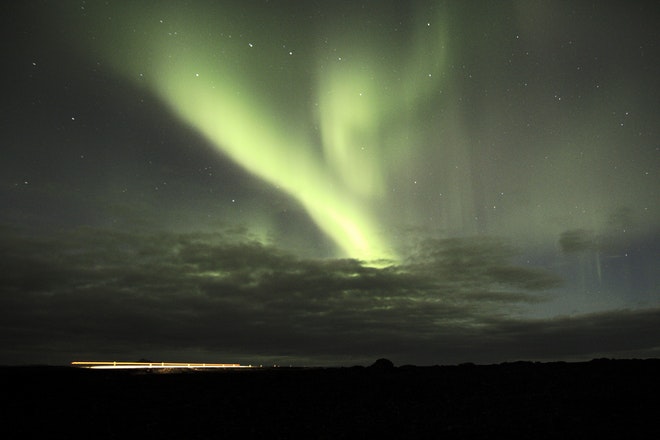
74, 3, 448, 262
155, 64, 383, 260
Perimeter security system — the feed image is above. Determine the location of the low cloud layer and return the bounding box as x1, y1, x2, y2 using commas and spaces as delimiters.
1, 226, 658, 366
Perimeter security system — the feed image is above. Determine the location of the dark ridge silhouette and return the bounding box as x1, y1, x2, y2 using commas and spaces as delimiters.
2, 359, 659, 438
369, 358, 395, 369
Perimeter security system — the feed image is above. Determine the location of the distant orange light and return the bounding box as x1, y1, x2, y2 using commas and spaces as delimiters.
71, 361, 251, 369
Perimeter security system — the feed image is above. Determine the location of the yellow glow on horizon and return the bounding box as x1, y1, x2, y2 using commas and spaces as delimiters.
71, 361, 251, 369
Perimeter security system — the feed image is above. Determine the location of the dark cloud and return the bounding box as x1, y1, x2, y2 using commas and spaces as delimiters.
406, 237, 562, 292
4, 226, 656, 366
559, 229, 597, 253
477, 308, 660, 361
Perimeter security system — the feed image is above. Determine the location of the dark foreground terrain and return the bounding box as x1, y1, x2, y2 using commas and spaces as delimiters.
3, 359, 659, 438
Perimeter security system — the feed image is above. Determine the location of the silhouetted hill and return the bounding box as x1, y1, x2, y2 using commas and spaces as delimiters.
3, 359, 659, 438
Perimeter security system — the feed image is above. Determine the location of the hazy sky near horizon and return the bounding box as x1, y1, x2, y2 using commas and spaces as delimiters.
1, 0, 658, 366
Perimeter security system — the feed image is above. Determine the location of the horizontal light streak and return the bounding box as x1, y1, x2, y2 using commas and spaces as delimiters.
71, 361, 251, 369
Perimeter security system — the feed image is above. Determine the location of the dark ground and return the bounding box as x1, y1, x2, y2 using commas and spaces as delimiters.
3, 359, 659, 438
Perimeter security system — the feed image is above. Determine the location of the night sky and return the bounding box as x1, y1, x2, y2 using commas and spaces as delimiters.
1, 0, 658, 366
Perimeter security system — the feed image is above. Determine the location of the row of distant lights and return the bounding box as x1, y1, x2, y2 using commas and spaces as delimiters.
70, 361, 294, 369
71, 361, 251, 369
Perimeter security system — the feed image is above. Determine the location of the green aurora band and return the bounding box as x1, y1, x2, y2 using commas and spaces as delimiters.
69, 2, 449, 262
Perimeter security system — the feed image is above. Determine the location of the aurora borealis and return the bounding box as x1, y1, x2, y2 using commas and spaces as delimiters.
1, 1, 658, 366
73, 0, 453, 261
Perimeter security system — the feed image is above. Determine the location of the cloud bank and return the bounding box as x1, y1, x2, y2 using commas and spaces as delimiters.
2, 226, 658, 366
